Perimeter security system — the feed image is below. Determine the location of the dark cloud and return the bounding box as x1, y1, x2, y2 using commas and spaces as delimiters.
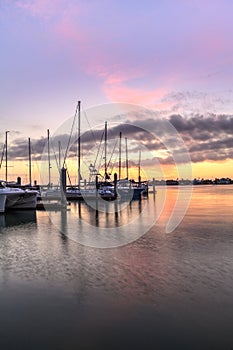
6, 137, 48, 161
3, 113, 233, 166
169, 113, 233, 135
162, 90, 233, 115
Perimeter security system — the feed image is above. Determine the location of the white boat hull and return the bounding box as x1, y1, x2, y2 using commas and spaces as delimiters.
0, 182, 38, 212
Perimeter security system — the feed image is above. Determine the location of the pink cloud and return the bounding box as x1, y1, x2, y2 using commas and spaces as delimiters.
13, 1, 179, 109
105, 84, 162, 103
14, 0, 232, 113
83, 59, 176, 110
85, 62, 156, 103
90, 66, 173, 110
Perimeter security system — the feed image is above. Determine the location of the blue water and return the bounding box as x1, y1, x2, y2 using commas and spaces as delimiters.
0, 185, 233, 349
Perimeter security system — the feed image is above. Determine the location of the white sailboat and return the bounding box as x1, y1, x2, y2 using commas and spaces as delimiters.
0, 132, 38, 212
0, 180, 38, 212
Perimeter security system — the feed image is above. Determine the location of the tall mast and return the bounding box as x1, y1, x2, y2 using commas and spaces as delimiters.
5, 131, 9, 182
77, 100, 81, 189
119, 131, 122, 180
47, 129, 51, 188
138, 148, 141, 184
58, 140, 61, 170
125, 137, 129, 180
104, 121, 107, 180
28, 137, 32, 186
0, 144, 5, 171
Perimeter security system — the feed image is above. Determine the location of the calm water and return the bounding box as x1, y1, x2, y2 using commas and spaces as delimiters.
0, 185, 233, 350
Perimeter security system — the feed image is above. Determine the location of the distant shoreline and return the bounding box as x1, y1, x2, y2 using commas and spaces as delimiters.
149, 178, 233, 186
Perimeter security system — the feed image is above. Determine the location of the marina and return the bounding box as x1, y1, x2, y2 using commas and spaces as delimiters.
1, 1, 233, 349
0, 102, 150, 214
1, 100, 151, 212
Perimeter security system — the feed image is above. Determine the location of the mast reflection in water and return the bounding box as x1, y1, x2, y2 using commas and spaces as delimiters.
0, 186, 233, 350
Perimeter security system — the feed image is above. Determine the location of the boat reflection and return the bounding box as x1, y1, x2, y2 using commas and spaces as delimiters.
0, 210, 37, 228
51, 195, 157, 249
70, 197, 147, 228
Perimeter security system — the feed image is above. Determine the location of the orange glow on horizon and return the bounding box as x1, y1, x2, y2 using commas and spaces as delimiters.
1, 158, 232, 186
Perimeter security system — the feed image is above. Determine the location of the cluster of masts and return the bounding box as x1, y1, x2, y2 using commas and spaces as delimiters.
0, 131, 34, 187
44, 101, 143, 189
1, 101, 147, 200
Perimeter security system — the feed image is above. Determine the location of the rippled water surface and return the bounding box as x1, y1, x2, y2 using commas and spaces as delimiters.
0, 185, 233, 349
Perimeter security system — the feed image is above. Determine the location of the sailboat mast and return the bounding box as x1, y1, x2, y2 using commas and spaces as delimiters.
0, 144, 5, 171
28, 137, 32, 186
125, 137, 129, 180
119, 131, 122, 181
5, 131, 9, 182
104, 121, 107, 180
77, 100, 81, 189
138, 148, 141, 184
58, 140, 61, 170
47, 129, 51, 188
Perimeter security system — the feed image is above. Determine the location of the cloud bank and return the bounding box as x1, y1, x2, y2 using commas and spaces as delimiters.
3, 113, 232, 169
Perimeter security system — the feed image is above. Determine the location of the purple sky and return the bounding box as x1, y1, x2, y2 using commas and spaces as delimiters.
0, 0, 233, 179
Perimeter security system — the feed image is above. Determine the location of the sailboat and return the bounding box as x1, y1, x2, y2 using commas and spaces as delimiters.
117, 137, 148, 200
0, 132, 38, 212
0, 179, 38, 212
65, 106, 116, 200
0, 181, 19, 213
41, 102, 116, 201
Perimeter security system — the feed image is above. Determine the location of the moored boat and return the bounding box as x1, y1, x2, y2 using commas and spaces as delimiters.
117, 180, 148, 200
41, 184, 116, 201
0, 181, 38, 212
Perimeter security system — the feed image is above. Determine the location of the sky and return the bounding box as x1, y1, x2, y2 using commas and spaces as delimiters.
0, 0, 233, 183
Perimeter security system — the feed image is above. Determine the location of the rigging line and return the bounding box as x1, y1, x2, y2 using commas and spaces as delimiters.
107, 137, 118, 170
64, 160, 72, 186
97, 143, 105, 178
0, 143, 6, 169
63, 103, 78, 167
67, 170, 72, 186
52, 139, 73, 186
83, 107, 98, 147
93, 130, 104, 169
50, 137, 60, 172
109, 150, 119, 175
31, 144, 45, 185
86, 130, 105, 182
109, 151, 118, 176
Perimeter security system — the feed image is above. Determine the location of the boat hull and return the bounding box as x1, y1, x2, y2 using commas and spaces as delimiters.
5, 191, 38, 210
41, 188, 116, 201
117, 187, 146, 200
0, 193, 7, 213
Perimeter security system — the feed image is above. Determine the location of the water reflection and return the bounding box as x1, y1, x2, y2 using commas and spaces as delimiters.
0, 186, 233, 350
0, 210, 37, 229
46, 186, 193, 248
53, 196, 158, 248
69, 197, 147, 228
